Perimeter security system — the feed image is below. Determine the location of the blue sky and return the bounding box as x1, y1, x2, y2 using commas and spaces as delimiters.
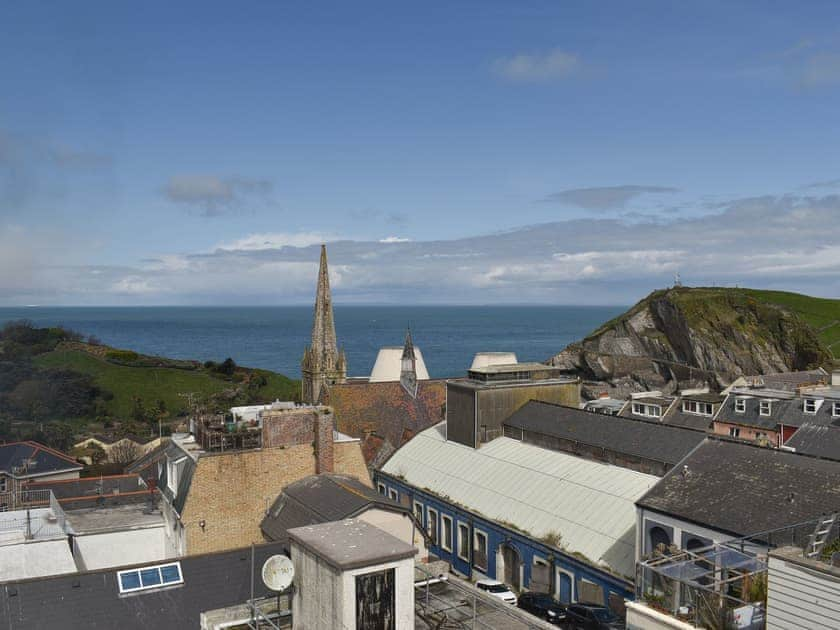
2, 1, 840, 304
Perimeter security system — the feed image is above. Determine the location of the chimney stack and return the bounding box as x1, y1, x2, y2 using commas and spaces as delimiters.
314, 409, 334, 474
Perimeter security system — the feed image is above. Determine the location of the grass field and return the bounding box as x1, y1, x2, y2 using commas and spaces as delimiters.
744, 289, 840, 353
35, 349, 299, 418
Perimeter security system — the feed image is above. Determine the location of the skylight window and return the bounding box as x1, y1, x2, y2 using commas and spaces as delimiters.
118, 562, 183, 594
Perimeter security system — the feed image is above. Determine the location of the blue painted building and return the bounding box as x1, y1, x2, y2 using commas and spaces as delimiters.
375, 469, 635, 609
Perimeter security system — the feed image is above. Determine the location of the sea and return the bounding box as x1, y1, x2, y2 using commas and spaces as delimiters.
0, 306, 625, 379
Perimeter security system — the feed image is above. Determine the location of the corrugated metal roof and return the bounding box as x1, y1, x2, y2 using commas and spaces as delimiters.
382, 423, 659, 578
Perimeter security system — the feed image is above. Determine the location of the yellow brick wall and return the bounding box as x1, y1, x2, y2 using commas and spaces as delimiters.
334, 441, 372, 487
181, 440, 371, 555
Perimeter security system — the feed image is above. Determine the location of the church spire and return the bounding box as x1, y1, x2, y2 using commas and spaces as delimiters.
301, 244, 347, 404
311, 244, 338, 364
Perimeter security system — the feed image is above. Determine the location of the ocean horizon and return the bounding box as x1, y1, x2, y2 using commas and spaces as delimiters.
0, 305, 626, 379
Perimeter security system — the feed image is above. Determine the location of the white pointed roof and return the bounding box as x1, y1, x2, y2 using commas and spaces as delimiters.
369, 347, 430, 383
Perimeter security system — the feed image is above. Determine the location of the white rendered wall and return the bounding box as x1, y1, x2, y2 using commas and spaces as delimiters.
291, 544, 343, 630
358, 508, 428, 559
73, 526, 170, 570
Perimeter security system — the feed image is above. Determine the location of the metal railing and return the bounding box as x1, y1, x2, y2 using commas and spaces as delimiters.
414, 563, 553, 629
0, 488, 52, 512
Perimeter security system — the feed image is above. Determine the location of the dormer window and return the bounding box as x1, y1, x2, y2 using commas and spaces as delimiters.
804, 399, 819, 414
735, 398, 746, 413
833, 402, 840, 417
632, 403, 661, 418
759, 401, 772, 416
682, 400, 713, 416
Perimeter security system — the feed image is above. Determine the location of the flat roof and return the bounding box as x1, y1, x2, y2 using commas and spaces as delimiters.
468, 362, 562, 374
65, 503, 165, 534
288, 518, 417, 571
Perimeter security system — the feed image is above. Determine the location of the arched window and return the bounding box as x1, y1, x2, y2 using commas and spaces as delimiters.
649, 526, 671, 552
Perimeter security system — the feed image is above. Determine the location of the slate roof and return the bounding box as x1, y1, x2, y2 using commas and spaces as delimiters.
716, 394, 810, 430
754, 368, 829, 391
0, 541, 288, 629
505, 401, 706, 467
323, 379, 446, 468
637, 438, 840, 537
785, 423, 840, 461
260, 473, 410, 542
0, 441, 82, 479
659, 394, 724, 431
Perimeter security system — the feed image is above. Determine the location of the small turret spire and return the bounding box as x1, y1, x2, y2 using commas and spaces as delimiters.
400, 325, 418, 397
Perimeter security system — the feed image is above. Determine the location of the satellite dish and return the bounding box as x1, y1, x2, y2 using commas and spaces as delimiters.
262, 554, 294, 592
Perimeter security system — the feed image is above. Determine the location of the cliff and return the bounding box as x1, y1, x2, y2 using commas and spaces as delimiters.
549, 287, 837, 398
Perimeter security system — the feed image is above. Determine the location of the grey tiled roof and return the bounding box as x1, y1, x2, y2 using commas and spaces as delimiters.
0, 541, 288, 629
786, 423, 840, 461
0, 441, 82, 478
715, 394, 800, 430
504, 401, 706, 467
637, 438, 840, 537
260, 473, 408, 542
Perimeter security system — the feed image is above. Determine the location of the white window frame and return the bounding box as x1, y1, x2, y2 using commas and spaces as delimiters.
427, 507, 439, 545
833, 402, 840, 417
457, 521, 470, 561
117, 562, 183, 594
0, 476, 6, 493
632, 402, 661, 418
759, 401, 771, 416
735, 398, 746, 413
804, 399, 818, 414
729, 426, 740, 438
441, 514, 453, 552
167, 456, 186, 496
377, 482, 387, 495
388, 488, 399, 502
473, 528, 488, 571
413, 500, 424, 526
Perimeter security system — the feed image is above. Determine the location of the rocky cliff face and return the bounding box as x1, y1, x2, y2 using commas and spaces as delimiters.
549, 287, 831, 398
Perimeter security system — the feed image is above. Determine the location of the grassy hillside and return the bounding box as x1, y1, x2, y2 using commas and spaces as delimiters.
34, 346, 299, 418
743, 289, 840, 356
587, 286, 838, 365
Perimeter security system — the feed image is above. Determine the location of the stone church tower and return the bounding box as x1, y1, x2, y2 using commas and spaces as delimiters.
301, 244, 347, 404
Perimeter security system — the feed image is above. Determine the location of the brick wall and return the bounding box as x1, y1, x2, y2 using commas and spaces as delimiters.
181, 437, 369, 555
334, 441, 372, 486
262, 407, 335, 473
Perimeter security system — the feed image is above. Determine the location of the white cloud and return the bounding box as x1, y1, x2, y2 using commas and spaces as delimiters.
378, 236, 412, 243
4, 193, 840, 305
493, 48, 579, 82
216, 232, 334, 252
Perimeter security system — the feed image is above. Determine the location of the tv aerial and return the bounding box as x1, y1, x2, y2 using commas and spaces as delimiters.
262, 554, 295, 592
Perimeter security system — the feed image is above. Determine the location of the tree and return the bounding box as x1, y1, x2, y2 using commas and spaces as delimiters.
109, 440, 140, 464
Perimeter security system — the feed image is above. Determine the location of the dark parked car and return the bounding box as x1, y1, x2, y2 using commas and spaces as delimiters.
517, 591, 567, 624
564, 604, 624, 629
